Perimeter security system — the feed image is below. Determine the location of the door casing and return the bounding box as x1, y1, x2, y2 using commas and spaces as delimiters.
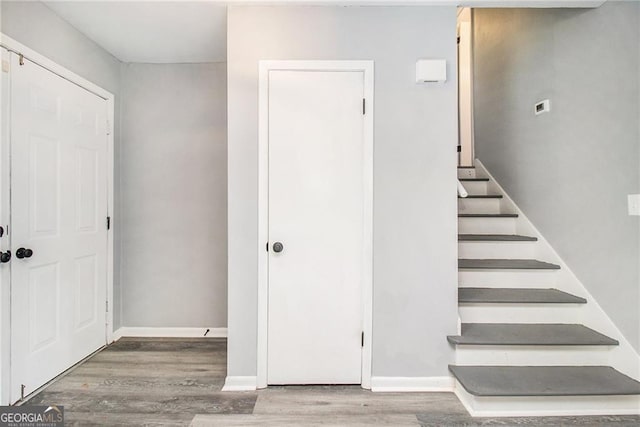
256, 60, 374, 389
0, 34, 115, 405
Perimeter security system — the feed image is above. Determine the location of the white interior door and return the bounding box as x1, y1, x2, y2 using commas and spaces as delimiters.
10, 54, 108, 402
267, 70, 365, 385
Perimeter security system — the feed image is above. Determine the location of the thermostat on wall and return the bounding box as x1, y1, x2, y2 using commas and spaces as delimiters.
535, 99, 551, 115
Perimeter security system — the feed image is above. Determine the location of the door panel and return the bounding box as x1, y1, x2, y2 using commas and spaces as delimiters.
267, 70, 364, 385
30, 134, 60, 236
29, 263, 59, 351
10, 54, 108, 402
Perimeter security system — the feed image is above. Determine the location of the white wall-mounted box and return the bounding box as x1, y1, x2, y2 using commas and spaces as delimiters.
416, 59, 446, 83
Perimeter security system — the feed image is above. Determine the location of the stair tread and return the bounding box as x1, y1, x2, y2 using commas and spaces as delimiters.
458, 194, 503, 199
448, 323, 619, 346
458, 166, 475, 169
459, 178, 489, 182
448, 365, 640, 397
458, 288, 587, 304
459, 234, 537, 242
459, 259, 561, 270
459, 213, 518, 218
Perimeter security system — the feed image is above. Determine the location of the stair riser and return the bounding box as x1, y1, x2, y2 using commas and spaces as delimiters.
458, 181, 488, 194
458, 218, 517, 234
458, 168, 476, 179
459, 304, 584, 324
458, 270, 559, 287
458, 242, 537, 259
458, 198, 503, 214
455, 385, 640, 417
455, 346, 612, 366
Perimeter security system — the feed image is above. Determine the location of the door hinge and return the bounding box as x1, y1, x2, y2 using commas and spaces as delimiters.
106, 119, 111, 136
361, 332, 364, 348
18, 54, 24, 66
362, 98, 366, 115
21, 384, 25, 400
106, 216, 111, 230
106, 300, 109, 313
266, 242, 269, 252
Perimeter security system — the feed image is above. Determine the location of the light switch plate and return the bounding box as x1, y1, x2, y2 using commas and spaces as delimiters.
628, 194, 640, 216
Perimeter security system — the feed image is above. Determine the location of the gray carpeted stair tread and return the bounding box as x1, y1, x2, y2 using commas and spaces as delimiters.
459, 259, 561, 270
458, 194, 503, 199
458, 234, 537, 242
459, 178, 489, 182
448, 365, 640, 397
447, 323, 619, 346
458, 288, 587, 304
459, 213, 518, 218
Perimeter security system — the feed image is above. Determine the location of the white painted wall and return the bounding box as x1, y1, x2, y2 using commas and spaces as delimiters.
227, 6, 458, 379
473, 2, 640, 350
120, 63, 227, 328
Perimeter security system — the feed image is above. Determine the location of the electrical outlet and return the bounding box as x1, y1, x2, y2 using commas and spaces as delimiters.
628, 194, 640, 216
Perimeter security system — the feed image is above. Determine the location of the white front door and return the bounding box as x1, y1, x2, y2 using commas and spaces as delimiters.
267, 70, 365, 385
10, 54, 108, 402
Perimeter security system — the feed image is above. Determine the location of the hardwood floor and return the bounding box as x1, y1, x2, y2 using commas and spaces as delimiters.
24, 338, 640, 426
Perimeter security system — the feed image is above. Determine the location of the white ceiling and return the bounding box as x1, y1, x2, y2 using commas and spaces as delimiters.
43, 1, 228, 63
42, 0, 605, 64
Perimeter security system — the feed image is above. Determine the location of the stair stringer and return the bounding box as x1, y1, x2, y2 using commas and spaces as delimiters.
453, 159, 640, 416
473, 159, 640, 379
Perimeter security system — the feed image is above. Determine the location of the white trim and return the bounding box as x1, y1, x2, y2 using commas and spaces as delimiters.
222, 376, 257, 392
257, 60, 374, 389
455, 381, 640, 417
113, 327, 227, 340
0, 33, 115, 404
371, 376, 455, 392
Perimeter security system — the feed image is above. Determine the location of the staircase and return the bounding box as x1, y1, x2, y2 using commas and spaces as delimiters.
450, 162, 640, 417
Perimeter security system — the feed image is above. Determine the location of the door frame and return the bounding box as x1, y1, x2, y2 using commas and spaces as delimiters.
457, 7, 475, 166
257, 60, 374, 389
0, 34, 115, 404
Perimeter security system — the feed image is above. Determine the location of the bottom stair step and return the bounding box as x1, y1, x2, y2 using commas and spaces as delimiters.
459, 288, 587, 304
449, 365, 640, 397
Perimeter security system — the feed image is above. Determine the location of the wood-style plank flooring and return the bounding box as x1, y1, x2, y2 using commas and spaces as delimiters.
25, 338, 640, 426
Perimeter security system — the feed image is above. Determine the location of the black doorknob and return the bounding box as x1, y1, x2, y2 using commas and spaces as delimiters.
272, 242, 284, 253
16, 248, 33, 259
0, 251, 10, 263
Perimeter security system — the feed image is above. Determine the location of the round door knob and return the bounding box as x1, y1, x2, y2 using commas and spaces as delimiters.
16, 248, 33, 259
0, 251, 10, 263
272, 242, 284, 253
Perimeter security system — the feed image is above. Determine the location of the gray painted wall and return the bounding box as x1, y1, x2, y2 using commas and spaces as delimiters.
0, 1, 125, 326
473, 2, 640, 350
120, 63, 227, 327
227, 6, 458, 378
1, 2, 229, 330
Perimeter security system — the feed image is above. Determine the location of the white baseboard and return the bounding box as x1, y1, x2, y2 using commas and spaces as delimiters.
222, 376, 257, 391
370, 376, 455, 392
112, 327, 227, 341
